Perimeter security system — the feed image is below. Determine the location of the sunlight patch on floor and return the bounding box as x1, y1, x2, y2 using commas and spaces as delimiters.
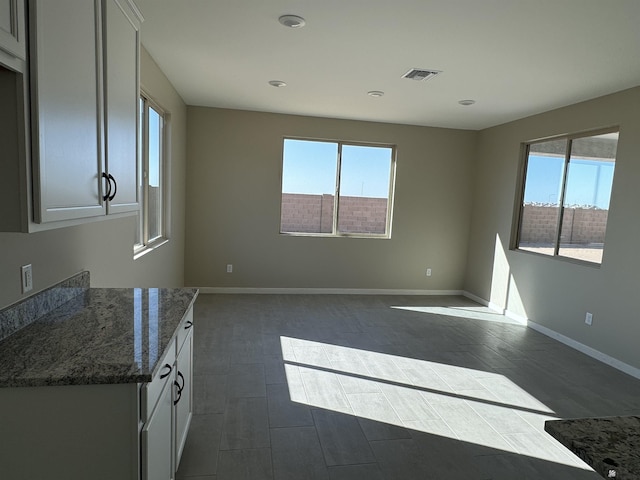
281, 335, 591, 470
390, 305, 525, 325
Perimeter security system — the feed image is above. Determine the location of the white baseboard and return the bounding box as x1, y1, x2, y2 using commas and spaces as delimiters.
196, 287, 464, 296
527, 320, 640, 380
462, 291, 525, 324
462, 290, 488, 306
504, 309, 528, 325
463, 291, 640, 380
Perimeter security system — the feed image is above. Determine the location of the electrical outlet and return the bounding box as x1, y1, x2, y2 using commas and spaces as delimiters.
426, 268, 432, 277
226, 264, 233, 273
21, 264, 33, 293
585, 312, 593, 326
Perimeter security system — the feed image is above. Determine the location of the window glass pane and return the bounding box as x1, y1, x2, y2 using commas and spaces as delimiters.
280, 139, 338, 233
337, 145, 392, 235
148, 106, 162, 241
517, 139, 567, 256
558, 132, 617, 263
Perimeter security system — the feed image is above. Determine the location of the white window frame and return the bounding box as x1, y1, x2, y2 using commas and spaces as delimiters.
279, 137, 397, 239
134, 91, 169, 257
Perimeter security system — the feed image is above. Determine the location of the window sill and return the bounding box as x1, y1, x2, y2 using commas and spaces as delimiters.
134, 238, 169, 260
513, 247, 602, 268
280, 232, 391, 239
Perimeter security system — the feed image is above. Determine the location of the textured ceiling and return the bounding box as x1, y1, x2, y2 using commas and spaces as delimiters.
135, 0, 640, 130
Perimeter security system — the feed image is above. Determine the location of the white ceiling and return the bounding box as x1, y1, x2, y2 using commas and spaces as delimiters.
135, 0, 640, 130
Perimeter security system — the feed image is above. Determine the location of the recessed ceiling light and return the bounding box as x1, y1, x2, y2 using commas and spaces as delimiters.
268, 80, 287, 88
458, 99, 476, 106
278, 15, 306, 28
368, 91, 384, 97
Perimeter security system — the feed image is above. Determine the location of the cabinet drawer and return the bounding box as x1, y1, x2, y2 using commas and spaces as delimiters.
141, 338, 176, 422
176, 308, 193, 354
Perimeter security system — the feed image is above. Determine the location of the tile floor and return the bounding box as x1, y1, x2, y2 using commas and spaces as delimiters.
176, 294, 640, 480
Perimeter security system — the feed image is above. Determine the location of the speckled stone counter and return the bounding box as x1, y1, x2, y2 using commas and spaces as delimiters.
545, 416, 640, 479
0, 286, 198, 387
0, 271, 90, 342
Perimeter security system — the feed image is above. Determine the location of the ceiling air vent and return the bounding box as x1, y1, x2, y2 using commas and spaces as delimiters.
402, 68, 441, 81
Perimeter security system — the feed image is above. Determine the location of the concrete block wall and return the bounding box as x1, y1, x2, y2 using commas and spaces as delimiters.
519, 204, 608, 245
281, 193, 387, 234
338, 196, 388, 234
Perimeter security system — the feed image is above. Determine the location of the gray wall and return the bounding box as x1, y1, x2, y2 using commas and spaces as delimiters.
0, 48, 187, 309
185, 107, 477, 291
464, 86, 640, 369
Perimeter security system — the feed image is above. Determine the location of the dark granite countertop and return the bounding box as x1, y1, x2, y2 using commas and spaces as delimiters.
0, 287, 199, 388
545, 416, 640, 479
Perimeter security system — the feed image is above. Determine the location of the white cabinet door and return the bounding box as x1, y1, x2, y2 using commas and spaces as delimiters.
142, 379, 174, 480
103, 0, 140, 214
0, 0, 25, 59
174, 329, 193, 467
30, 0, 106, 223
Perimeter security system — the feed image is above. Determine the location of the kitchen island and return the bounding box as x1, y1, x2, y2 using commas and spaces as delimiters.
545, 416, 640, 479
0, 272, 198, 480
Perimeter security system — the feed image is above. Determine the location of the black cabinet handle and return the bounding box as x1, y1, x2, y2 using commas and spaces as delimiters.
107, 174, 117, 201
184, 320, 193, 329
102, 172, 111, 201
177, 371, 185, 391
159, 363, 172, 379
173, 379, 182, 405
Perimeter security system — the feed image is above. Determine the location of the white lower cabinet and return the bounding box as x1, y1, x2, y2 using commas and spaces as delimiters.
142, 377, 174, 480
174, 325, 193, 466
0, 309, 195, 480
141, 309, 194, 480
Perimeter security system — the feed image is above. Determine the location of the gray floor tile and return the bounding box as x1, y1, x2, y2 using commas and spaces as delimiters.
429, 399, 516, 451
226, 363, 266, 398
230, 340, 265, 364
357, 417, 412, 441
217, 448, 273, 480
502, 431, 587, 468
377, 382, 439, 422
368, 438, 436, 480
193, 374, 228, 415
472, 453, 600, 480
271, 426, 329, 480
300, 368, 353, 415
346, 392, 403, 427
189, 294, 640, 480
312, 409, 375, 466
176, 414, 223, 477
327, 463, 384, 480
267, 383, 314, 428
220, 397, 270, 450
264, 355, 287, 385
194, 349, 231, 375
261, 333, 284, 356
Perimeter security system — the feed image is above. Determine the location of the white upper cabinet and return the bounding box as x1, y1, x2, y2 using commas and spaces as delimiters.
103, 0, 141, 215
28, 0, 141, 225
30, 0, 106, 223
0, 0, 26, 60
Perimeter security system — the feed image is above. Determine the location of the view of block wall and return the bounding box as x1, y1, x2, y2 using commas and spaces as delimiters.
281, 193, 387, 234
519, 204, 608, 245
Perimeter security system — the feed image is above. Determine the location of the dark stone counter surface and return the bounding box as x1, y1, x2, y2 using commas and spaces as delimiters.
0, 286, 198, 387
545, 416, 640, 479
